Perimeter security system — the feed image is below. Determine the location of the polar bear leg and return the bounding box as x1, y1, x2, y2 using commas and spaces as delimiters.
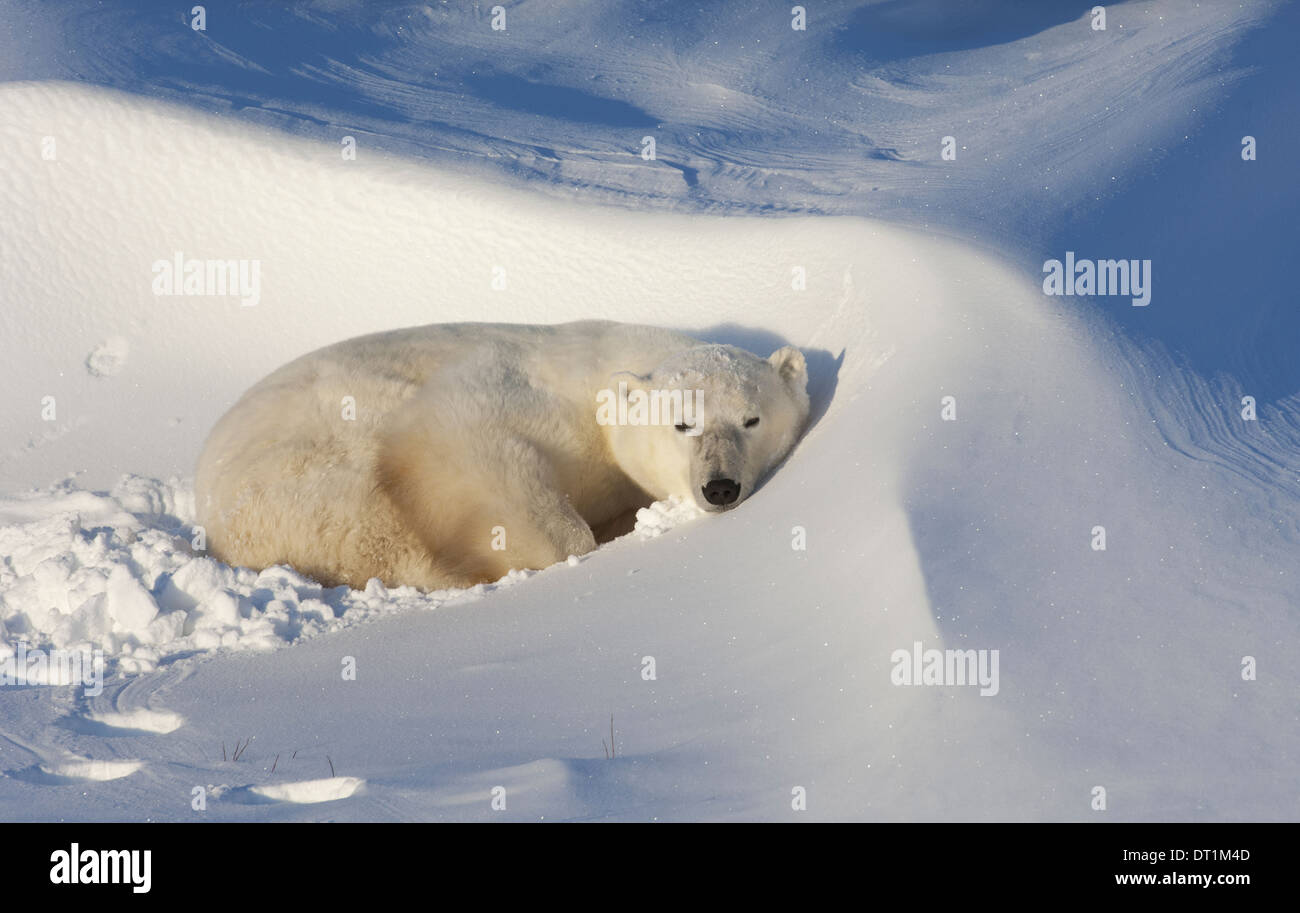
377, 423, 597, 586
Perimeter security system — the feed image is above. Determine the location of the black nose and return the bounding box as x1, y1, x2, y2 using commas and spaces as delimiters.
702, 478, 741, 506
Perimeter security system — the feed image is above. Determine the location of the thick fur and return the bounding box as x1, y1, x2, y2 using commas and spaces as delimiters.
195, 321, 809, 590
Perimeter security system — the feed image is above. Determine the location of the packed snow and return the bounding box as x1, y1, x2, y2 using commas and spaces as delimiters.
0, 1, 1296, 821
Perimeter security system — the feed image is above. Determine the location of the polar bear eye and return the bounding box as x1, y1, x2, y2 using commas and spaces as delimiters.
675, 423, 694, 433
744, 417, 760, 428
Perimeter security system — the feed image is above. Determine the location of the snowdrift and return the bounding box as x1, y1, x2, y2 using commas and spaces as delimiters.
0, 82, 1296, 821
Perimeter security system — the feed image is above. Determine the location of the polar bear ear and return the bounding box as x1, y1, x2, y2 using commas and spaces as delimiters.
769, 345, 807, 391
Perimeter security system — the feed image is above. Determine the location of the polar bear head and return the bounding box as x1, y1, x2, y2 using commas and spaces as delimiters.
604, 343, 810, 512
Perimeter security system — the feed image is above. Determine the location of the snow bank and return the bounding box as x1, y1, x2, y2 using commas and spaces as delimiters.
0, 80, 1297, 821
0, 469, 701, 673
0, 476, 477, 672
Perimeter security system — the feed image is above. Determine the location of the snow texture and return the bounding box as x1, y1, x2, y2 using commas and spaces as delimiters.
0, 1, 1296, 821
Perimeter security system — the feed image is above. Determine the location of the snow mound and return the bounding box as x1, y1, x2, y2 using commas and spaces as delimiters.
0, 475, 474, 674
633, 496, 704, 539
0, 476, 732, 670
249, 777, 364, 804
84, 708, 185, 735
40, 756, 143, 782
84, 336, 128, 378
0, 78, 1297, 821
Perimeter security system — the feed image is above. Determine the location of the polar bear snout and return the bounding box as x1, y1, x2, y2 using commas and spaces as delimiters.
702, 477, 741, 508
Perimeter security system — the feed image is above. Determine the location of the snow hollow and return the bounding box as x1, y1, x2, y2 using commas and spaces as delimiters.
0, 1, 1298, 821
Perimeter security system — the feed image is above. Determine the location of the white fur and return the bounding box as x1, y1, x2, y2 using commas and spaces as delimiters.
195, 320, 809, 590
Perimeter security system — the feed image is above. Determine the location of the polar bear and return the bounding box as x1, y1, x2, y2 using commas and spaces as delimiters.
195, 320, 809, 590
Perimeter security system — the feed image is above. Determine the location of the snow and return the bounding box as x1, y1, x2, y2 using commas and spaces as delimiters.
632, 496, 704, 540
39, 756, 144, 783
0, 1, 1297, 821
0, 475, 502, 675
248, 777, 365, 805
82, 708, 185, 736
